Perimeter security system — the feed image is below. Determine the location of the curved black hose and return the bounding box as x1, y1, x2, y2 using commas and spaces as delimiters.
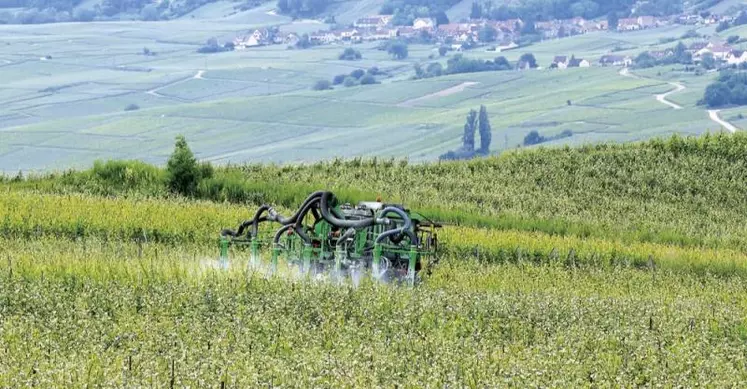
292, 197, 321, 244
250, 205, 272, 237
320, 191, 375, 229
268, 191, 325, 225
220, 215, 269, 238
273, 224, 295, 244
375, 206, 418, 246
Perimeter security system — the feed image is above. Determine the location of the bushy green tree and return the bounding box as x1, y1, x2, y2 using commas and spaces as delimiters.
388, 41, 408, 59
312, 80, 331, 90
166, 135, 201, 196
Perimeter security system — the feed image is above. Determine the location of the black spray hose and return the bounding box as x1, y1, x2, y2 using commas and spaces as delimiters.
273, 224, 295, 245
320, 191, 376, 229
250, 205, 272, 238
268, 191, 325, 225
220, 215, 269, 238
375, 206, 418, 246
292, 198, 322, 244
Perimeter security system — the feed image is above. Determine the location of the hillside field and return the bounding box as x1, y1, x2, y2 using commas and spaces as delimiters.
2, 134, 747, 386
0, 11, 736, 174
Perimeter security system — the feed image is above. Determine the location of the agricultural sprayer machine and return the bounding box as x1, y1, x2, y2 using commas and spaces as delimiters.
219, 191, 441, 285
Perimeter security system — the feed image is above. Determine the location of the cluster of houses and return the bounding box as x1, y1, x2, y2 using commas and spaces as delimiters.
231, 13, 670, 51
550, 56, 591, 69
308, 16, 524, 50
690, 41, 747, 65
230, 9, 745, 59
233, 27, 300, 49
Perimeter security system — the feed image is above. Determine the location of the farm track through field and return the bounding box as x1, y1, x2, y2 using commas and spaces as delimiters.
397, 82, 480, 107
708, 110, 739, 133
619, 67, 739, 132
145, 71, 202, 102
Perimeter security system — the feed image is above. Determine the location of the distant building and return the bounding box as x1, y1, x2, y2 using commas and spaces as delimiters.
599, 55, 632, 66
727, 50, 747, 65
413, 18, 435, 30
568, 57, 590, 67
617, 18, 640, 31
551, 55, 569, 69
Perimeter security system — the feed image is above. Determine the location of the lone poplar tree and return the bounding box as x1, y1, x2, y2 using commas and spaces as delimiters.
167, 135, 200, 196
462, 109, 478, 152
478, 105, 492, 154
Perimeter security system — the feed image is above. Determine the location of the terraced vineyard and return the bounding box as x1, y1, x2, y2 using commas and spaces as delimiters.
2, 133, 747, 386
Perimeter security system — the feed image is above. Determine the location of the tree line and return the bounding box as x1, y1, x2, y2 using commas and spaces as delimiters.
440, 106, 491, 160
414, 53, 537, 80
471, 0, 682, 22
701, 71, 747, 108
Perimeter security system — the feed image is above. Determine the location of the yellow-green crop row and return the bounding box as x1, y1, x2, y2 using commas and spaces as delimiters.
3, 191, 746, 275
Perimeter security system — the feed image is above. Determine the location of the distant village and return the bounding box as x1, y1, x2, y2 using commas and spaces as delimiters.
231, 10, 746, 68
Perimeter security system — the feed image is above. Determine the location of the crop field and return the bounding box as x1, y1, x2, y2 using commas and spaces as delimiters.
3, 134, 747, 386
0, 11, 733, 174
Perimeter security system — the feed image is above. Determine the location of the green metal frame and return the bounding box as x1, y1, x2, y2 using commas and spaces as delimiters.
219, 203, 440, 286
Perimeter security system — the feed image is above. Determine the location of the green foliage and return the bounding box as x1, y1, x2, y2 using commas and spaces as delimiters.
6, 237, 747, 386
443, 54, 513, 76
343, 76, 358, 87
523, 129, 573, 146
332, 74, 346, 85
700, 52, 716, 70
387, 41, 408, 59
478, 105, 491, 154
8, 133, 747, 250
518, 53, 537, 69
470, 1, 481, 18
462, 109, 477, 152
381, 0, 460, 26
312, 79, 331, 90
338, 47, 361, 60
701, 72, 747, 108
58, 159, 167, 196
477, 25, 497, 42
360, 74, 377, 85
277, 0, 329, 17
166, 135, 201, 196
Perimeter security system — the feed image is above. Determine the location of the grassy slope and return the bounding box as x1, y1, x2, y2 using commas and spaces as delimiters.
5, 132, 747, 254
3, 134, 747, 386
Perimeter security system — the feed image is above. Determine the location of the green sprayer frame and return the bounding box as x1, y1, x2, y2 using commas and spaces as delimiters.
219, 191, 440, 285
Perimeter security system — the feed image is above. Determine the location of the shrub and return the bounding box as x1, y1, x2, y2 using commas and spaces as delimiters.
124, 104, 140, 111
312, 80, 331, 90
339, 47, 362, 60
350, 69, 365, 79
343, 77, 358, 87
332, 74, 347, 85
89, 160, 165, 194
360, 74, 377, 85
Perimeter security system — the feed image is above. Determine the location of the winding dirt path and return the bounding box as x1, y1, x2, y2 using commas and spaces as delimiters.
619, 67, 683, 110
397, 82, 478, 107
708, 110, 738, 133
655, 82, 684, 110
619, 67, 739, 132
